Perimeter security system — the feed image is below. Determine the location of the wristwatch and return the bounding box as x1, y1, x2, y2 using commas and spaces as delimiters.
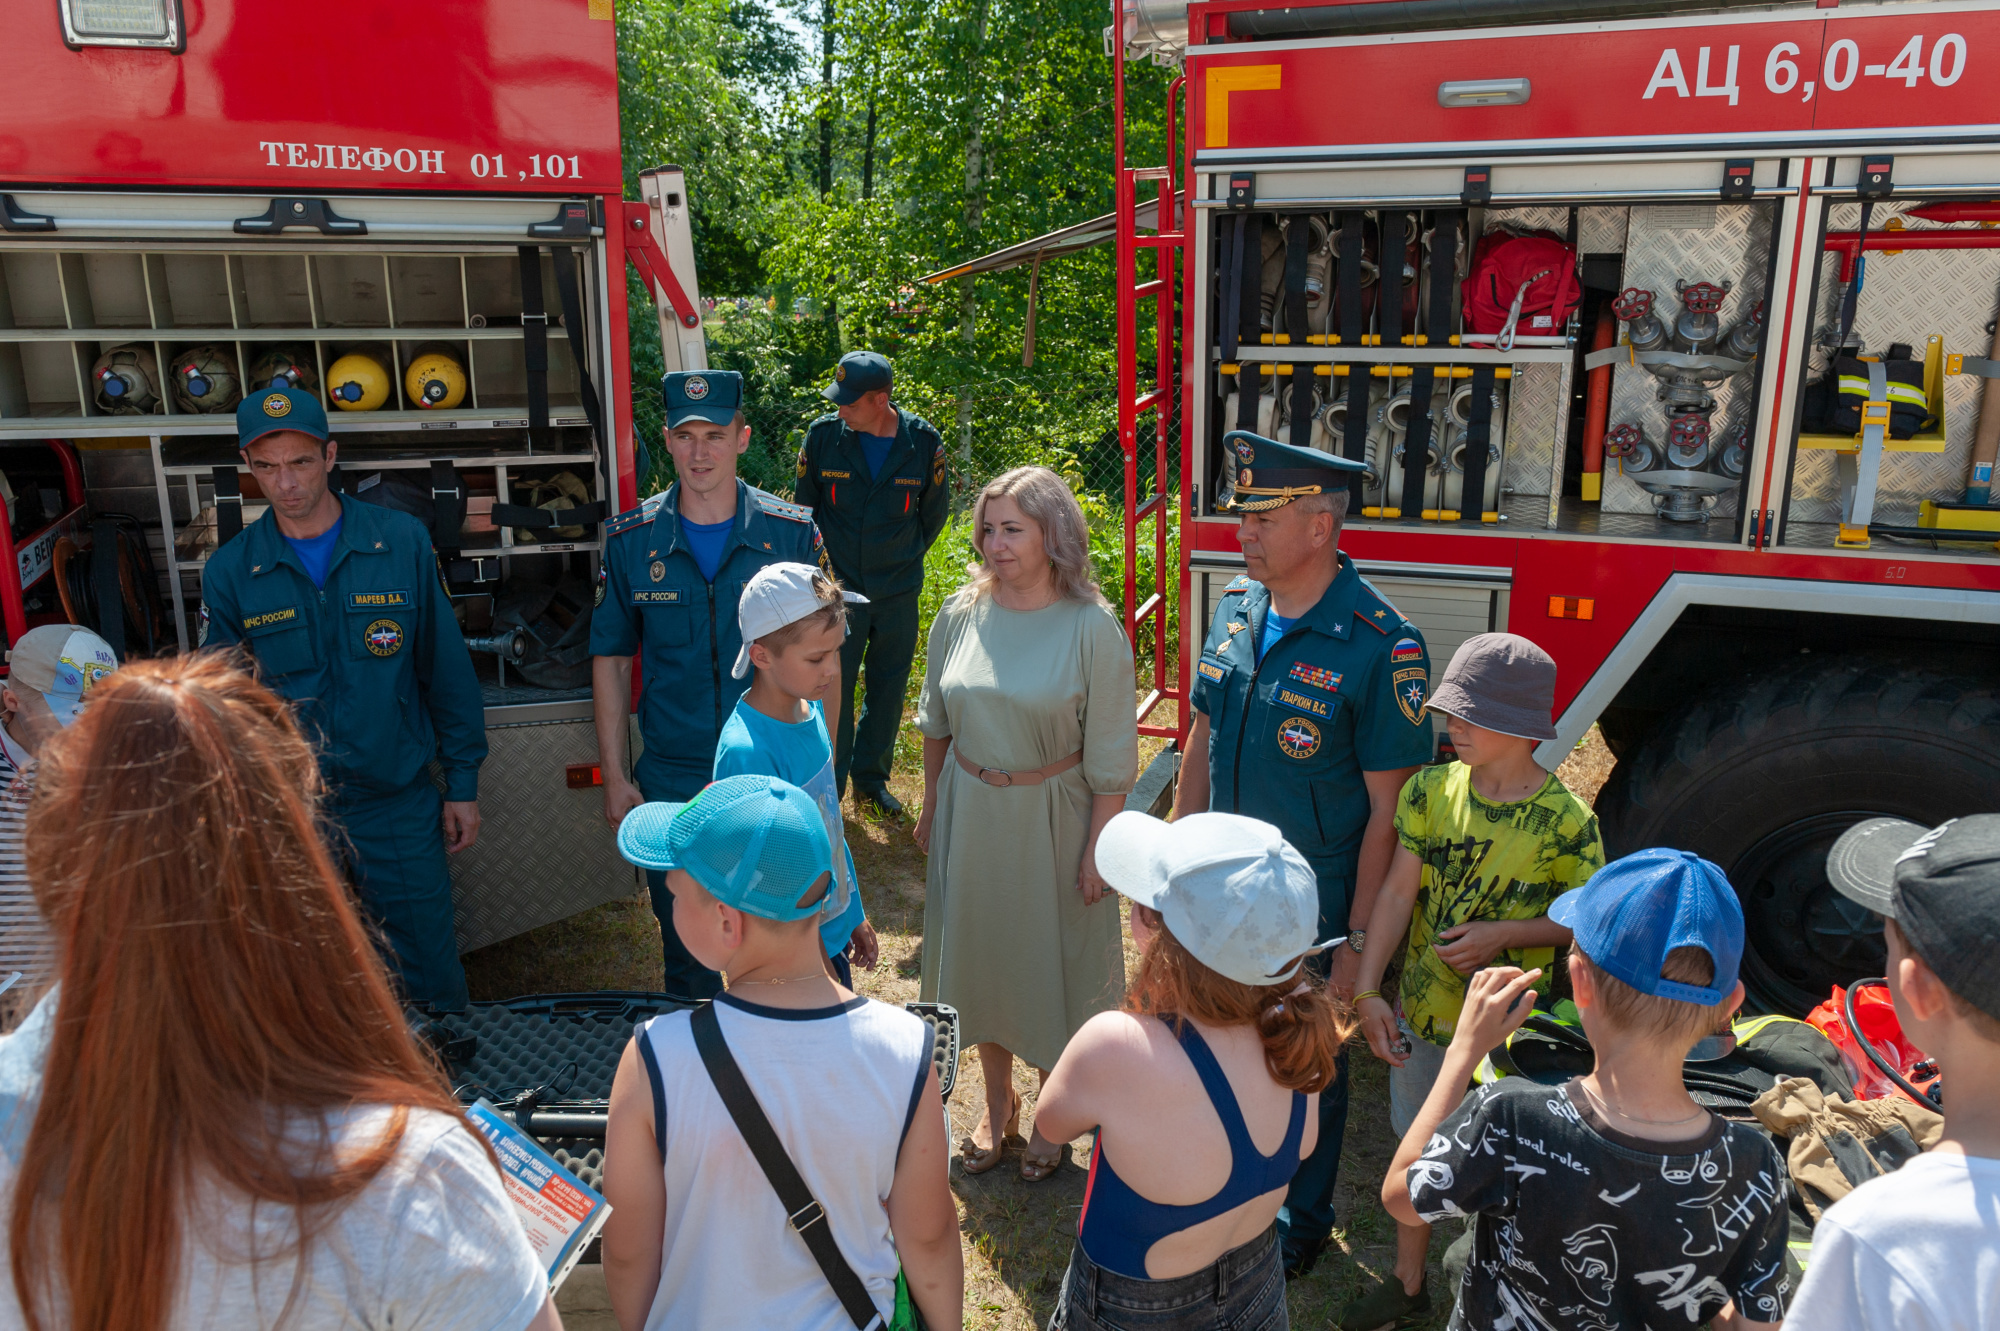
1347, 930, 1367, 954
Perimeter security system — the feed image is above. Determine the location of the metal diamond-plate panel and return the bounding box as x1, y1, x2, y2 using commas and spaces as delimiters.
1487, 206, 1571, 237
450, 716, 640, 953
1787, 202, 2000, 526
1502, 362, 1562, 500
1578, 207, 1631, 254
1603, 202, 1776, 522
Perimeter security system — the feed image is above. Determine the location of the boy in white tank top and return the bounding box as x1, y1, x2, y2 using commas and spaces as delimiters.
597, 774, 962, 1331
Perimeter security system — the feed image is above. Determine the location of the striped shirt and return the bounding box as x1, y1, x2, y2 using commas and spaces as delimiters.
0, 751, 46, 989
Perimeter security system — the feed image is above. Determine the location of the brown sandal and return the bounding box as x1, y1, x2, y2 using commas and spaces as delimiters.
1019, 1138, 1068, 1183
958, 1087, 1021, 1175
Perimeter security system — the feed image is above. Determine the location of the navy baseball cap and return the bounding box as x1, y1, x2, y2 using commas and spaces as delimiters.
823, 350, 892, 405
615, 775, 834, 922
1550, 848, 1744, 1006
663, 370, 743, 429
1216, 430, 1367, 512
236, 384, 329, 449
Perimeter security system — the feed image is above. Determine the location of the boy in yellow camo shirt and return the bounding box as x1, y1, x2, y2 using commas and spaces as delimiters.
1337, 632, 1603, 1331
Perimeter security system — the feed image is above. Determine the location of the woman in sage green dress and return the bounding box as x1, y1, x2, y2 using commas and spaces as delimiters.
913, 465, 1138, 1182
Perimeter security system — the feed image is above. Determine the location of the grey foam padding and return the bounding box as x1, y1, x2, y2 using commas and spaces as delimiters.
545, 1139, 605, 1193
436, 992, 694, 1105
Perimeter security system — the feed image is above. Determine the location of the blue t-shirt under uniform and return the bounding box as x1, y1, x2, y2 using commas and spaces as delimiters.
713, 697, 866, 958
282, 516, 344, 589
1259, 611, 1296, 662
858, 432, 896, 481
681, 516, 734, 583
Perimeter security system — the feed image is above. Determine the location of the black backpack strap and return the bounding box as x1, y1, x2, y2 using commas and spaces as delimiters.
1378, 210, 1408, 348
1427, 211, 1461, 344
518, 245, 552, 449
430, 460, 464, 561
1400, 364, 1437, 520
551, 247, 607, 450
212, 465, 244, 546
1284, 214, 1315, 450
89, 518, 125, 660
690, 1003, 882, 1330
1459, 363, 1496, 521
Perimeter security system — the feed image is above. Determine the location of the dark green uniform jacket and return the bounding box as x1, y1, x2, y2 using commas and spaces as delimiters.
199, 493, 487, 801
792, 407, 948, 599
589, 478, 826, 798
1190, 555, 1434, 894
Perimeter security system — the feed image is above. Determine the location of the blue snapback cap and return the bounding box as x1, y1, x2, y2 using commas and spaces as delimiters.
616, 774, 834, 922
236, 384, 329, 448
1549, 848, 1744, 1006
823, 350, 892, 405
662, 369, 743, 428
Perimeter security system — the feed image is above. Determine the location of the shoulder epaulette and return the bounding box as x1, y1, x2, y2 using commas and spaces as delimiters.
805, 411, 842, 437
1223, 575, 1253, 593
752, 491, 814, 524
605, 492, 667, 538
1354, 576, 1410, 634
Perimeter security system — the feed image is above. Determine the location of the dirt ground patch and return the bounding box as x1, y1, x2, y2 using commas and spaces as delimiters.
467, 726, 1615, 1330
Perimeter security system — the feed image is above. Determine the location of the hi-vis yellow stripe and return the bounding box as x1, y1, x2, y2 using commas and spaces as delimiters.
1838, 376, 1929, 409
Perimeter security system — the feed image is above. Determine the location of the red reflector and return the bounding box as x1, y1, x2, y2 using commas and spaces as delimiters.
1547, 596, 1595, 621
566, 763, 603, 789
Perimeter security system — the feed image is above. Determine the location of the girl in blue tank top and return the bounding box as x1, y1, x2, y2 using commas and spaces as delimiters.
1035, 809, 1352, 1330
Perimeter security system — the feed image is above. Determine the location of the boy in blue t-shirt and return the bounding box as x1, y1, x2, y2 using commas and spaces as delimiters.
714, 562, 878, 982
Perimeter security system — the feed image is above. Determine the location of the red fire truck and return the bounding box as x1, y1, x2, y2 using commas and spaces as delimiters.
3, 0, 707, 957
940, 0, 2000, 1013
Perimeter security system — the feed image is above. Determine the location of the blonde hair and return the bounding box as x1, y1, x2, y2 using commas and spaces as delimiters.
1572, 942, 1726, 1051
967, 466, 1105, 606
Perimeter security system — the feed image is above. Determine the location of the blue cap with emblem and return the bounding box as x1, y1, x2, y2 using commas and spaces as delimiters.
662, 369, 744, 429
822, 350, 892, 406
236, 384, 329, 449
1216, 430, 1367, 513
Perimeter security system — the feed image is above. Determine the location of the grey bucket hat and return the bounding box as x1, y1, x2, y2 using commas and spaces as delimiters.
1425, 632, 1559, 742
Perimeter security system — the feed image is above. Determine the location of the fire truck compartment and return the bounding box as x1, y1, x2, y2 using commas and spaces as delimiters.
0, 191, 640, 952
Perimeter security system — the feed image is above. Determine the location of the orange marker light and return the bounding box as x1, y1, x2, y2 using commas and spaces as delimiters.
566, 763, 604, 789
1547, 596, 1595, 621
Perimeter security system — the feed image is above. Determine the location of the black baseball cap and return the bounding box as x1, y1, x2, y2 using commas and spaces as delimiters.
1827, 814, 2000, 1021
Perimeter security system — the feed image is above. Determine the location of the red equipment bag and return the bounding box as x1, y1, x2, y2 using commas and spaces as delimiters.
1461, 228, 1582, 344
1806, 983, 1939, 1104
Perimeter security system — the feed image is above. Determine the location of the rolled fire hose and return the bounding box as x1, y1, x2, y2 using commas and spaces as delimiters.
1582, 304, 1617, 501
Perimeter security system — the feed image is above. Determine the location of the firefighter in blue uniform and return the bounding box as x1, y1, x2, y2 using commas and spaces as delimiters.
201, 385, 487, 1010
591, 369, 829, 998
1170, 431, 1434, 1277
792, 351, 949, 815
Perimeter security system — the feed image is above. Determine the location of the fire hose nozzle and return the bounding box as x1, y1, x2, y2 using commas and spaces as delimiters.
465, 628, 528, 664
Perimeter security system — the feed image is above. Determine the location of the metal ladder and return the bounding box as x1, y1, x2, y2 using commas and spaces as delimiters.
1112, 50, 1188, 744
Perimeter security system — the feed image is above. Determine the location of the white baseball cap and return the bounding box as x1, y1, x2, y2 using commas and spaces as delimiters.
1094, 810, 1326, 988
731, 562, 868, 679
6, 625, 118, 727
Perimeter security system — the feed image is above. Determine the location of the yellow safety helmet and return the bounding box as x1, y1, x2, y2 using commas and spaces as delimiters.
405, 345, 467, 410
327, 351, 391, 411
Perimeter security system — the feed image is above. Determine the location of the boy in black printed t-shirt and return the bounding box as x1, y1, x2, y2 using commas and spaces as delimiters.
1382, 849, 1790, 1331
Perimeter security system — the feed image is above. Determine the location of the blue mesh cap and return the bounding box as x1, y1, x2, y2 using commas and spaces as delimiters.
1550, 848, 1744, 1006
615, 775, 834, 922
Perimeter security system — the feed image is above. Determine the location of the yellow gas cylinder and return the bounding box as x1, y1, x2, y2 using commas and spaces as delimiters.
326, 351, 391, 411
404, 345, 468, 409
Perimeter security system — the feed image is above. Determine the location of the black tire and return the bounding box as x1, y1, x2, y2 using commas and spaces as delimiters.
1594, 654, 2000, 1015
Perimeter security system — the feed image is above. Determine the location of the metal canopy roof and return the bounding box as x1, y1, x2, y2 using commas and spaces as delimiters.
920, 192, 1179, 284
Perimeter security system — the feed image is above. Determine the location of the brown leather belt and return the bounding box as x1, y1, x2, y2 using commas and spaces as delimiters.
953, 746, 1083, 788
